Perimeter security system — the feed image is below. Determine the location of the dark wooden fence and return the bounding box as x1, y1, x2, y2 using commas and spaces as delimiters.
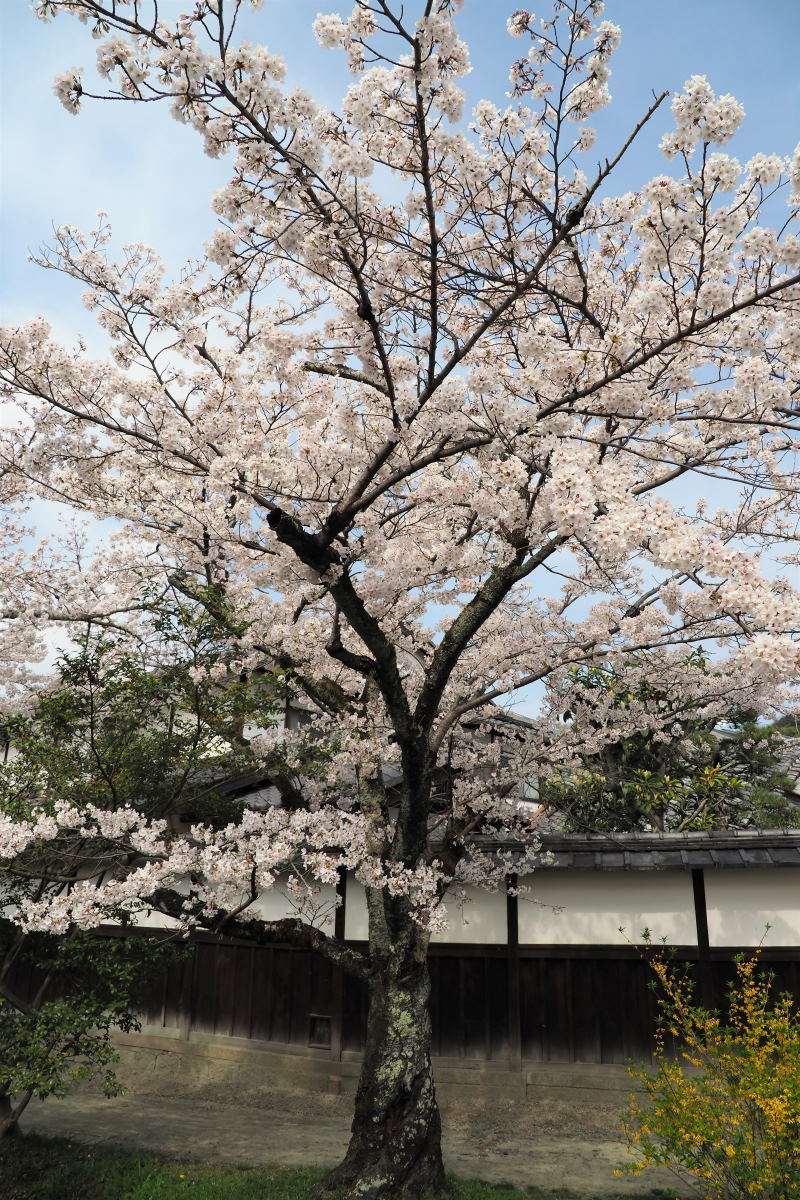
131, 936, 800, 1067
7, 930, 798, 1067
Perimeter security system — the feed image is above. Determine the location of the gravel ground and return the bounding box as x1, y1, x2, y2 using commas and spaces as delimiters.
21, 1086, 691, 1196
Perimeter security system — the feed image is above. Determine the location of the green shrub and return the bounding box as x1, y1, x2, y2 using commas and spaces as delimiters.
621, 949, 800, 1199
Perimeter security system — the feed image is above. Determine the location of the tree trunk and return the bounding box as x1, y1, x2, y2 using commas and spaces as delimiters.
319, 955, 448, 1199
0, 1087, 22, 1139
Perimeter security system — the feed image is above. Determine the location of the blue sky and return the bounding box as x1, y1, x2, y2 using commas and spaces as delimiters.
2, 1, 799, 334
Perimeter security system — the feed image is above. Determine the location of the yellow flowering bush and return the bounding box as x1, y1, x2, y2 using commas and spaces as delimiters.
622, 948, 800, 1199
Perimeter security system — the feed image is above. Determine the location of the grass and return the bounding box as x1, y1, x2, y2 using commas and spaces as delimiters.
0, 1133, 677, 1200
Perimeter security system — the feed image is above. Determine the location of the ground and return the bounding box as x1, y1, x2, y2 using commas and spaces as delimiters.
21, 1085, 686, 1196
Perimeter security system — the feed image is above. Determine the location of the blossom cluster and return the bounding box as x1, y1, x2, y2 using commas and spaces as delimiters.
0, 0, 795, 944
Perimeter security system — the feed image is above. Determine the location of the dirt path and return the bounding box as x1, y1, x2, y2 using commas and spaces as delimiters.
22, 1088, 689, 1196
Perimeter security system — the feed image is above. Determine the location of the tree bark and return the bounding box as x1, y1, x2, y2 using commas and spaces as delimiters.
318, 954, 448, 1199
0, 1088, 13, 1136
0, 1086, 26, 1140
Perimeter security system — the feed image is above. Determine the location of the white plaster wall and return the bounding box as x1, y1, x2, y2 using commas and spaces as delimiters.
431, 885, 507, 944
517, 870, 697, 946
250, 879, 337, 935
130, 874, 338, 935
704, 869, 800, 947
62, 867, 800, 949
133, 908, 182, 929
344, 876, 368, 940
344, 877, 507, 943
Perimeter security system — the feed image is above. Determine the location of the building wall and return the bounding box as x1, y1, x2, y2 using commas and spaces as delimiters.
343, 877, 367, 940
250, 880, 337, 936
704, 868, 800, 947
134, 866, 798, 950
517, 870, 698, 946
133, 877, 338, 935
348, 869, 706, 947
431, 886, 508, 944
344, 878, 508, 944
121, 932, 800, 1069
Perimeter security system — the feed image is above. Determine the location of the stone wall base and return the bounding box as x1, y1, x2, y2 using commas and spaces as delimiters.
113, 1028, 644, 1109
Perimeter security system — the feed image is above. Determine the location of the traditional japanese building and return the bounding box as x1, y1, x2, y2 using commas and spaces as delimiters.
114, 826, 800, 1102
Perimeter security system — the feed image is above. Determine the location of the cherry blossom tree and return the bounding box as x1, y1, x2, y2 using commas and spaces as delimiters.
1, 1, 799, 1194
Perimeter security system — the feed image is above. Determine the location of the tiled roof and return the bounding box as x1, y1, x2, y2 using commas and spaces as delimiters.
533, 829, 800, 870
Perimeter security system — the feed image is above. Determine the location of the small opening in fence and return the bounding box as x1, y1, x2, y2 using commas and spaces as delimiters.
309, 1013, 332, 1048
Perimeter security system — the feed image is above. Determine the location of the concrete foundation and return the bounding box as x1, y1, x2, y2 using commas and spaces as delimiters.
114, 1026, 644, 1110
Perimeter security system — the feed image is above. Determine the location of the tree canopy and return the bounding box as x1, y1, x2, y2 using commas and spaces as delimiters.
0, 604, 279, 1136
0, 2, 798, 1194
539, 658, 798, 831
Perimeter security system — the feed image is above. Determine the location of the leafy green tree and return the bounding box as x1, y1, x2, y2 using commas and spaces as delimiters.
0, 927, 166, 1139
0, 598, 284, 1137
541, 660, 796, 832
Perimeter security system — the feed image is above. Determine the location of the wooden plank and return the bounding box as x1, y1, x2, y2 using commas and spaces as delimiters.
457, 956, 466, 1058
692, 868, 713, 1007
427, 943, 508, 958
191, 943, 218, 1034
162, 955, 189, 1032
158, 962, 168, 1030
269, 947, 293, 1043
213, 943, 239, 1036
620, 959, 650, 1063
136, 967, 166, 1026
519, 943, 695, 960
570, 957, 601, 1063
342, 971, 367, 1053
143, 935, 800, 1067
289, 950, 311, 1045
483, 956, 492, 1062
506, 873, 521, 1069
245, 946, 255, 1040
429, 955, 441, 1057
545, 959, 573, 1062
719, 955, 747, 1015
230, 944, 254, 1039
248, 946, 273, 1042
334, 868, 347, 942
486, 954, 509, 1059
462, 956, 486, 1059
519, 957, 546, 1062
309, 953, 333, 1016
436, 957, 461, 1057
330, 965, 344, 1062
598, 958, 624, 1064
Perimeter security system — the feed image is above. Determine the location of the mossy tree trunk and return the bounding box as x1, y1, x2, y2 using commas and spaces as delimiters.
319, 912, 447, 1199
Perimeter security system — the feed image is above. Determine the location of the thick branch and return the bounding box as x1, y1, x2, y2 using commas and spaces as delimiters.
416, 534, 565, 731
152, 889, 370, 981
0, 977, 35, 1017
303, 360, 390, 397
266, 508, 415, 741
538, 269, 800, 421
